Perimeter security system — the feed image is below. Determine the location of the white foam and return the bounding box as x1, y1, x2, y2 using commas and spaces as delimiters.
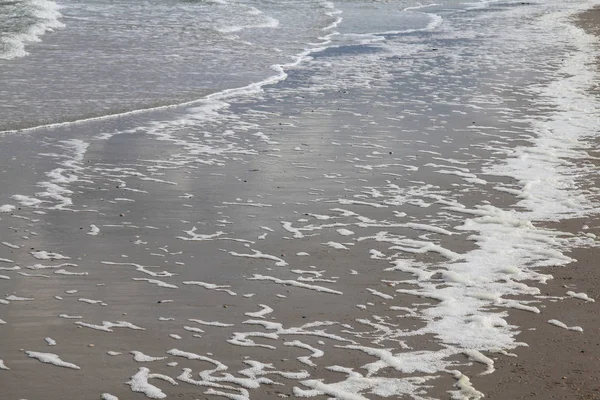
74, 320, 145, 332
566, 291, 594, 302
11, 194, 44, 207
101, 394, 119, 400
30, 251, 69, 260
296, 372, 433, 400
25, 351, 80, 370
248, 274, 343, 295
88, 225, 100, 236
435, 169, 487, 185
245, 304, 273, 319
547, 319, 583, 332
0, 360, 10, 370
0, 204, 15, 213
463, 349, 495, 375
20, 271, 51, 278
131, 351, 167, 363
358, 231, 461, 260
402, 223, 454, 236
127, 367, 178, 399
55, 269, 88, 276
335, 199, 387, 208
182, 325, 204, 335
323, 241, 349, 250
449, 371, 484, 400
366, 288, 394, 300
101, 261, 175, 277
385, 259, 433, 281
6, 295, 34, 301
283, 340, 324, 367
78, 298, 107, 306
229, 249, 288, 267
340, 346, 455, 375
223, 201, 272, 208
27, 262, 76, 270
182, 281, 236, 296
216, 13, 279, 34
0, 0, 65, 60
132, 278, 178, 289
177, 228, 227, 241
45, 337, 57, 346
227, 330, 278, 350
167, 348, 214, 362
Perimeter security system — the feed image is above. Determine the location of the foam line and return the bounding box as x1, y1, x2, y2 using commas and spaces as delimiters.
228, 250, 288, 267
127, 367, 178, 399
0, 205, 15, 213
566, 291, 594, 302
188, 319, 234, 327
548, 319, 583, 332
283, 340, 324, 366
131, 351, 167, 363
30, 251, 70, 260
25, 351, 80, 370
248, 274, 343, 295
324, 241, 351, 250
74, 321, 145, 332
245, 304, 273, 319
450, 371, 484, 400
6, 295, 34, 301
132, 278, 178, 289
182, 281, 237, 296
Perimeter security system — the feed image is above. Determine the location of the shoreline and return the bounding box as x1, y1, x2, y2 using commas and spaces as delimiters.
471, 8, 600, 400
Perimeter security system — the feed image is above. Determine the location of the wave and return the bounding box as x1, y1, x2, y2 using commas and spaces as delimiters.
0, 0, 64, 60
214, 6, 280, 34
0, 1, 343, 135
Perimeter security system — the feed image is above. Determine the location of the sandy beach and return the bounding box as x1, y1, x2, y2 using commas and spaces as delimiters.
1, 2, 600, 400
469, 10, 600, 400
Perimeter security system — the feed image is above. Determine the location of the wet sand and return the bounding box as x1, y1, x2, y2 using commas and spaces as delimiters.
473, 243, 600, 399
